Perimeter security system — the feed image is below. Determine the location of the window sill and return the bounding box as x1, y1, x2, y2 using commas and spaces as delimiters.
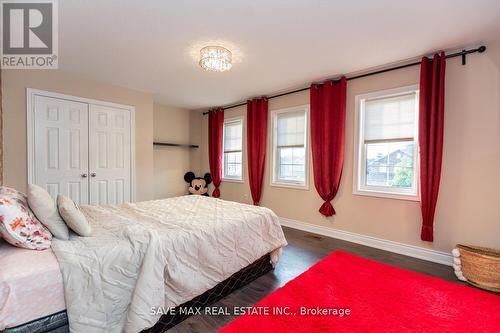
353, 188, 420, 201
270, 181, 309, 191
222, 178, 244, 184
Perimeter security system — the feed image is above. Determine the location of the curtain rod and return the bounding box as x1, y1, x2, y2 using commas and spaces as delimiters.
203, 45, 486, 115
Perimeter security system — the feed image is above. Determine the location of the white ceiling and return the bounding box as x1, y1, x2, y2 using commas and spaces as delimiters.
58, 0, 500, 109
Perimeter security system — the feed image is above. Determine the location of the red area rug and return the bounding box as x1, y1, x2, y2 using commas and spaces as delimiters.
220, 251, 500, 332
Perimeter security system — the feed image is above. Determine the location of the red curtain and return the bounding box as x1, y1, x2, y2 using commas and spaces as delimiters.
310, 77, 347, 216
419, 52, 446, 241
208, 108, 224, 198
247, 98, 268, 205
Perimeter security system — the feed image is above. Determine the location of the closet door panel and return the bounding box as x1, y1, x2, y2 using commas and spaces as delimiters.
33, 96, 89, 203
89, 105, 131, 205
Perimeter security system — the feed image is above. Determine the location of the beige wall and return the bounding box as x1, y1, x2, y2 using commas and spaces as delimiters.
1, 70, 155, 201
198, 39, 500, 253
0, 70, 3, 185
153, 103, 200, 198
2, 40, 498, 253
189, 110, 204, 175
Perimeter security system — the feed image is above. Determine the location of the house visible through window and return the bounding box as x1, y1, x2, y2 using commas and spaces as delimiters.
354, 86, 419, 200
271, 106, 309, 188
223, 117, 243, 181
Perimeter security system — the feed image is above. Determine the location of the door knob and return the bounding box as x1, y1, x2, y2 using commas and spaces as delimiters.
81, 173, 88, 178
90, 173, 96, 177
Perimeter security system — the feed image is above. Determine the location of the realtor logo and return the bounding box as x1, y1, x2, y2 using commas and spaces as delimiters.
1, 0, 58, 68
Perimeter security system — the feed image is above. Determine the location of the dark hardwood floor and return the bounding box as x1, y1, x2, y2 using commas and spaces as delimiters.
167, 226, 460, 333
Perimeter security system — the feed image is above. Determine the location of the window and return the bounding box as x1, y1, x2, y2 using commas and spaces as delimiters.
222, 117, 243, 181
354, 86, 419, 200
271, 105, 309, 188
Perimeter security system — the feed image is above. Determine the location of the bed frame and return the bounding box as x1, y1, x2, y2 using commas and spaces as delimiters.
145, 253, 273, 332
1, 311, 68, 333
2, 254, 273, 333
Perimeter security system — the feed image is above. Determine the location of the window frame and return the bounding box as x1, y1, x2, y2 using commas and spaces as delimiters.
222, 116, 244, 183
353, 85, 420, 201
270, 105, 310, 190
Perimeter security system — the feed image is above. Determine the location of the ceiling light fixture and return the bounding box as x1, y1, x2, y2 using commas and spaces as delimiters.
199, 46, 232, 72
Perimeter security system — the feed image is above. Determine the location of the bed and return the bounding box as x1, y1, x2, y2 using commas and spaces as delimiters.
0, 240, 66, 331
0, 195, 287, 333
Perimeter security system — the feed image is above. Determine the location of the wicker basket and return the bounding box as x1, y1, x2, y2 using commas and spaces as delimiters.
457, 244, 500, 292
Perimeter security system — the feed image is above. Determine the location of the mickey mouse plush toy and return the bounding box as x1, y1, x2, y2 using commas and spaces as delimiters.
184, 172, 212, 196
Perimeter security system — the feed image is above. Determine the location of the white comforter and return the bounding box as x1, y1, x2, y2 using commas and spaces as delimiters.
51, 195, 287, 333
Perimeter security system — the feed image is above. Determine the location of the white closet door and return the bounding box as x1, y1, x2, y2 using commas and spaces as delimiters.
89, 105, 131, 205
34, 95, 89, 203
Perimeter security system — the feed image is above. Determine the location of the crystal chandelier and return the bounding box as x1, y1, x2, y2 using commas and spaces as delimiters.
199, 46, 232, 72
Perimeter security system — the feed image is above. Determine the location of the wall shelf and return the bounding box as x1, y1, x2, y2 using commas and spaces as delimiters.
153, 142, 199, 148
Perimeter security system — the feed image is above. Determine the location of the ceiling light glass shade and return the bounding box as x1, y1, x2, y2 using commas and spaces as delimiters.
199, 46, 232, 72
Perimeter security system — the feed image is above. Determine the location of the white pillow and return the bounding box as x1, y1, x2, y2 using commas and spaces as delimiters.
57, 195, 92, 237
27, 184, 69, 240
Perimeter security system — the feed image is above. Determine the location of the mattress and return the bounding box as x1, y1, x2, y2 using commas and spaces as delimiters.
0, 240, 66, 330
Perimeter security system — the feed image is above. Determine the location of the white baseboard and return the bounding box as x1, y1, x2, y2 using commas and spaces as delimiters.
279, 217, 452, 266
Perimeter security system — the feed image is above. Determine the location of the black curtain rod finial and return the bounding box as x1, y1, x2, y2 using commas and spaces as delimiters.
478, 45, 486, 53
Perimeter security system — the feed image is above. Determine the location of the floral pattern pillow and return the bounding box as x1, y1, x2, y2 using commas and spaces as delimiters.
0, 186, 52, 250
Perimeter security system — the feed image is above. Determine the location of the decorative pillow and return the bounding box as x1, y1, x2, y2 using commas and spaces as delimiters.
57, 195, 92, 236
27, 184, 70, 240
0, 186, 52, 250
